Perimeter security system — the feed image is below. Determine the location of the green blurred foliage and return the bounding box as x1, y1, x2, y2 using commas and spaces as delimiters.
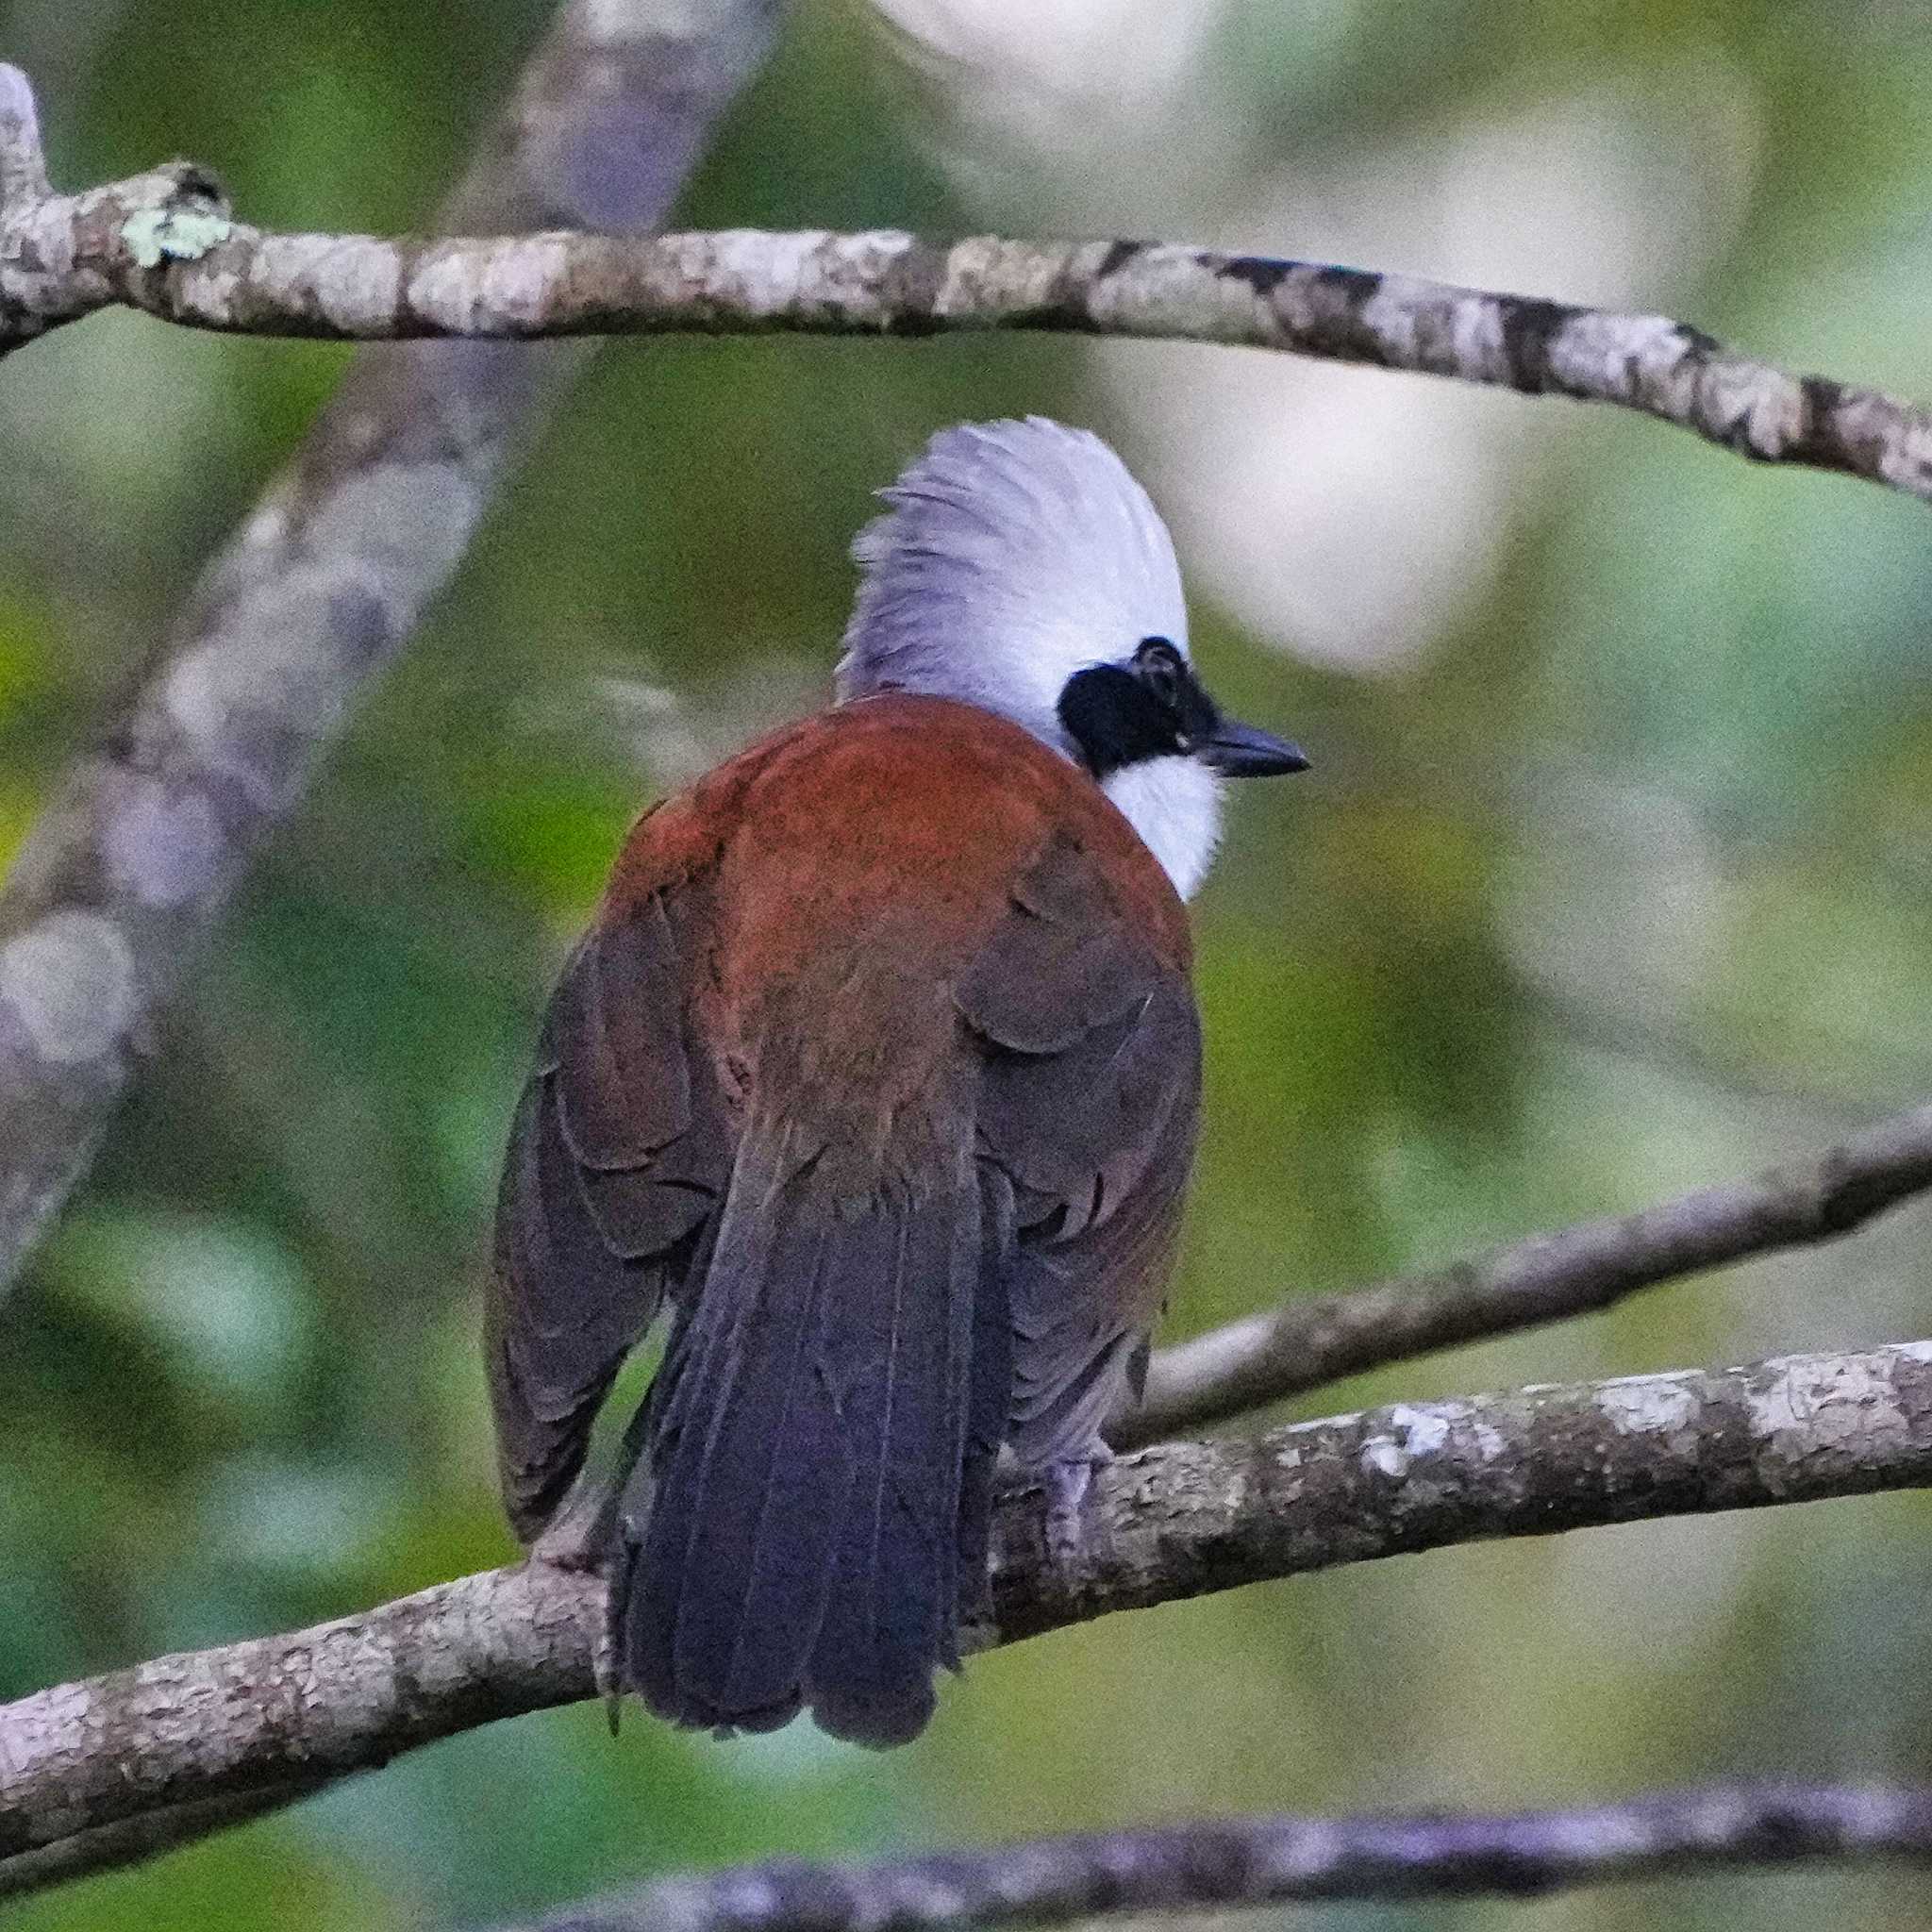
6, 0, 1932, 1926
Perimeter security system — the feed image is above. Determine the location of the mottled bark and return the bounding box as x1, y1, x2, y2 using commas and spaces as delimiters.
505, 1784, 1932, 1929
0, 70, 234, 360
5, 196, 1931, 510
0, 0, 778, 1292
6, 1341, 1930, 1887
1124, 1103, 1932, 1445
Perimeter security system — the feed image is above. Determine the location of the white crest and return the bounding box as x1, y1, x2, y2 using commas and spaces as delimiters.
838, 417, 1190, 749
838, 417, 1221, 897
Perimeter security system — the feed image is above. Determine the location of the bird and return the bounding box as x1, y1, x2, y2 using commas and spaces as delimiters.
486, 416, 1307, 1747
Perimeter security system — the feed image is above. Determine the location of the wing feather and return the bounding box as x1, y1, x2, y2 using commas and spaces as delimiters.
487, 881, 724, 1542
959, 830, 1200, 1471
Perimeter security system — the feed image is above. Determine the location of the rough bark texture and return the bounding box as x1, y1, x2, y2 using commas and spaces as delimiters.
0, 0, 778, 1291
1124, 1103, 1932, 1445
6, 1341, 1931, 1885
6, 200, 1932, 509
0, 1563, 597, 1881
508, 1784, 1932, 1929
0, 68, 234, 358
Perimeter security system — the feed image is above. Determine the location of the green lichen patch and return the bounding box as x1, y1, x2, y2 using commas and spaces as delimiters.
121, 201, 233, 269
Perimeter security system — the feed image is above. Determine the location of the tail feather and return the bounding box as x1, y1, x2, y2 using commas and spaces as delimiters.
956, 1163, 1017, 1627
619, 1149, 833, 1734
805, 1181, 975, 1743
673, 1217, 842, 1727
617, 1133, 997, 1746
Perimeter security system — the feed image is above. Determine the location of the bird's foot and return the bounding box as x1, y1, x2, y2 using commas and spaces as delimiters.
596, 1596, 625, 1737
1042, 1447, 1112, 1565
523, 1490, 627, 1729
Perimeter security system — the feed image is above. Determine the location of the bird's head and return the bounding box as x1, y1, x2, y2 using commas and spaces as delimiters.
838, 416, 1307, 897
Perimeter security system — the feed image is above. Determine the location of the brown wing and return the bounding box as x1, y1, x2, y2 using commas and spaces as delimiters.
958, 828, 1200, 1469
487, 880, 729, 1541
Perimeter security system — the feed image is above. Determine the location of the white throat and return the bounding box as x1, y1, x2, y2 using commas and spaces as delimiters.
1101, 757, 1225, 900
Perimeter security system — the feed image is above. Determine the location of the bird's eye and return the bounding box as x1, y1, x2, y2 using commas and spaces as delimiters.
1135, 637, 1184, 709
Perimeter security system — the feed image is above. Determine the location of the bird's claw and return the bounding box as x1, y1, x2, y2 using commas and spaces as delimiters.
1043, 1448, 1111, 1565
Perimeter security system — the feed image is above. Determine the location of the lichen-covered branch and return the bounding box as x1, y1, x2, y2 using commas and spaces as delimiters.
0, 3, 777, 1292
6, 1341, 1930, 1888
1122, 1103, 1932, 1446
0, 65, 235, 356
501, 1783, 1932, 1930
7, 176, 1932, 510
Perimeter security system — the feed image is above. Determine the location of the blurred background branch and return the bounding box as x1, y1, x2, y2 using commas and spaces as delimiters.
0, 1783, 326, 1902
8, 1338, 1931, 1889
1124, 1100, 1932, 1443
503, 1783, 1932, 1928
0, 0, 778, 1296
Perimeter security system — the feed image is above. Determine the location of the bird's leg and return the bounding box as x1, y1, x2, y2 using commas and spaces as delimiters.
527, 1478, 622, 1572
520, 1483, 627, 1724
526, 1401, 657, 1725
527, 1388, 657, 1570
1042, 1444, 1113, 1564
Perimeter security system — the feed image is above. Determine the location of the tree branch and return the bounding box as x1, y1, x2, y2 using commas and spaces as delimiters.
498, 1784, 1932, 1929
0, 64, 234, 356
7, 1341, 1931, 1889
9, 40, 1932, 1921
6, 183, 1932, 509
0, 0, 778, 1294
0, 1780, 325, 1901
1122, 1102, 1932, 1446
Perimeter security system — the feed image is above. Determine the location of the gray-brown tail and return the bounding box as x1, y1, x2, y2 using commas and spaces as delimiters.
613, 1137, 1012, 1746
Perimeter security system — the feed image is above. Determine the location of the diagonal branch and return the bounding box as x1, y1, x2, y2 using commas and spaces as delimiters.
1121, 1102, 1932, 1446
6, 1341, 1930, 1890
0, 3, 777, 1294
5, 199, 1932, 510
500, 1783, 1932, 1929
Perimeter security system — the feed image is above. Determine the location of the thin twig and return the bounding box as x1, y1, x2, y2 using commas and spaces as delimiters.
504, 1783, 1932, 1930
1121, 1103, 1932, 1446
0, 1780, 325, 1900
0, 2, 778, 1293
6, 1341, 1930, 1890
